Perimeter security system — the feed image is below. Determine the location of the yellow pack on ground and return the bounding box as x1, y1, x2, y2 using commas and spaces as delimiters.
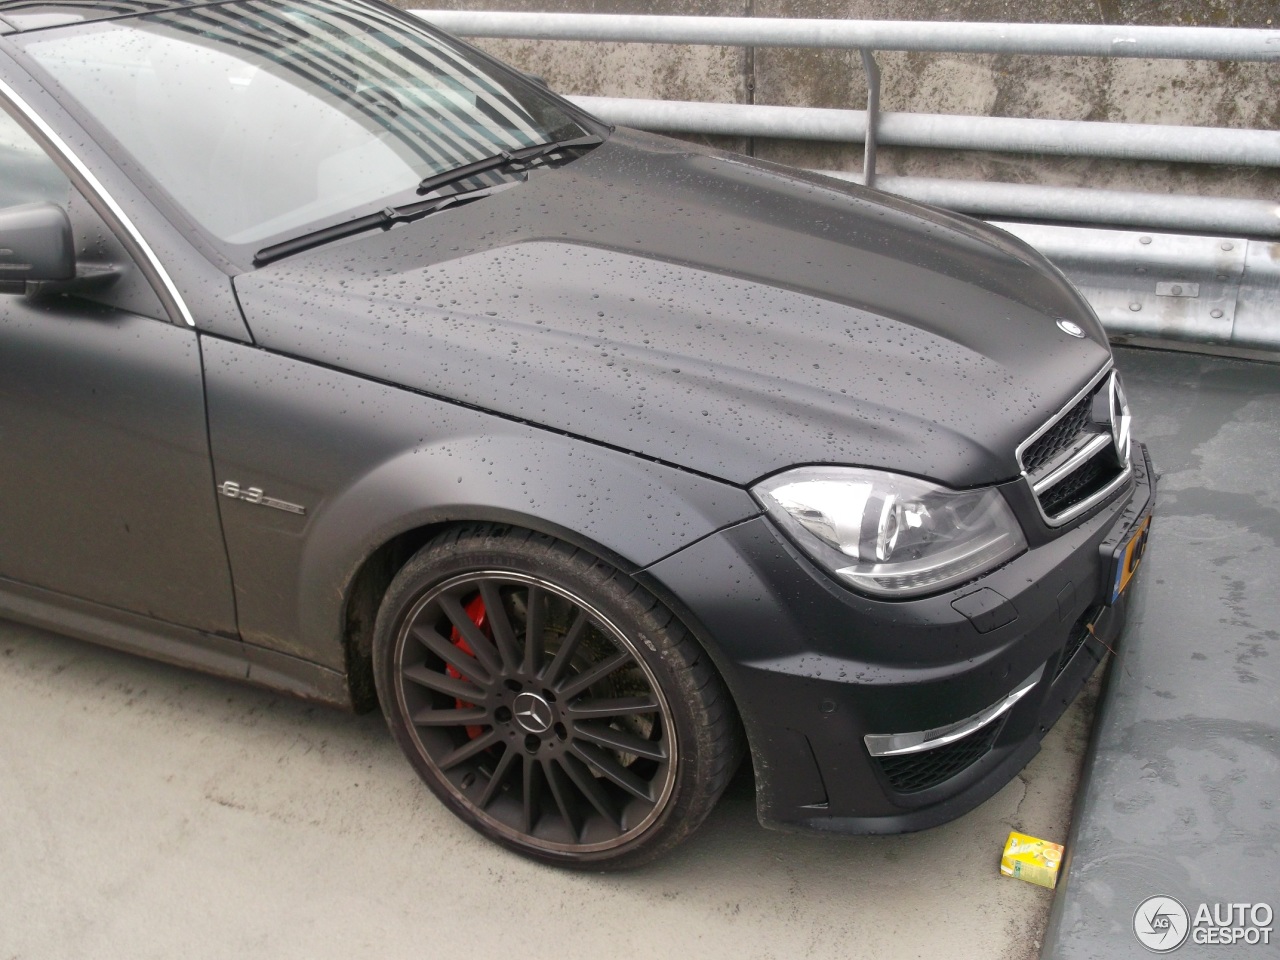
1000, 831, 1064, 889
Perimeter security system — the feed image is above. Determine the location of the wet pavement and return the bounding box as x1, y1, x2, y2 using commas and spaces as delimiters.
1043, 347, 1280, 959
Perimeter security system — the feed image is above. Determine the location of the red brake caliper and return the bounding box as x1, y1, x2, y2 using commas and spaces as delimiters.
448, 594, 488, 740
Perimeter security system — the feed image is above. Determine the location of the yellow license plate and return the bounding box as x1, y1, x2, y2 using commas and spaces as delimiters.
1109, 514, 1151, 604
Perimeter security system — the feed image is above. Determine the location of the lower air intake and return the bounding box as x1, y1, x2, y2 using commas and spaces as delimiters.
875, 719, 1004, 793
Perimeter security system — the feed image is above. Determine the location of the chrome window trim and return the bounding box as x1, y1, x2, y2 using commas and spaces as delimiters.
0, 75, 195, 327
864, 664, 1044, 758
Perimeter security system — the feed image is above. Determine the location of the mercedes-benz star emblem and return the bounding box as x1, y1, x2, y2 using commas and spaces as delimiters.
1056, 318, 1086, 338
1091, 371, 1133, 470
1110, 372, 1132, 468
513, 692, 554, 735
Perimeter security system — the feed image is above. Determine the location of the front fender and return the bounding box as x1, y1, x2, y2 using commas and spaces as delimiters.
200, 335, 756, 671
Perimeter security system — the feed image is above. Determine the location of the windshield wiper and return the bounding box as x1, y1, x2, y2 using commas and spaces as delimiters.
253, 184, 496, 266
415, 134, 602, 196
254, 134, 602, 267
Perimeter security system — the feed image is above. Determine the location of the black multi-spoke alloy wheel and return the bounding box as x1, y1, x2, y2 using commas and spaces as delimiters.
373, 524, 742, 868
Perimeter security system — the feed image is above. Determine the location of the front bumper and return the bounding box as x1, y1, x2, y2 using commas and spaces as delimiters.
642, 441, 1155, 833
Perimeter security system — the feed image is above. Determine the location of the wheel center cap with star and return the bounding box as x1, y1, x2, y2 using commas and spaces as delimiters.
513, 691, 554, 734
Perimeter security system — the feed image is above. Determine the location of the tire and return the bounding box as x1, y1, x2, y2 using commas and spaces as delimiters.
371, 523, 743, 869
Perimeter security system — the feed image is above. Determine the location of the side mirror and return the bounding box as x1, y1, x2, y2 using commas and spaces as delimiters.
0, 202, 74, 292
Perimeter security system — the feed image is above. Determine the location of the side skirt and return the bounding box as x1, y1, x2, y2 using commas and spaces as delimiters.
0, 576, 351, 708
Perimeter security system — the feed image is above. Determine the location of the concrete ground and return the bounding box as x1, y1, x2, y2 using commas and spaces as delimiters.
1, 619, 1101, 959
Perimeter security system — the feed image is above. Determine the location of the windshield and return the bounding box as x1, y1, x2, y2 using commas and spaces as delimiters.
18, 0, 592, 248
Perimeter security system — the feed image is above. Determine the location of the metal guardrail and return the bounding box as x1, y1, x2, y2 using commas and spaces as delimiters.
818, 173, 1280, 241
573, 97, 1280, 168
996, 223, 1280, 350
414, 10, 1280, 234
413, 10, 1280, 351
413, 11, 1280, 60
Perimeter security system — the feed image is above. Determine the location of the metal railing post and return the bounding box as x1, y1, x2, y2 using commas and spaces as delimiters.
859, 49, 880, 189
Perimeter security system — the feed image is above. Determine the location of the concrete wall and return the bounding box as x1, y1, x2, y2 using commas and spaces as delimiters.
399, 1, 1279, 205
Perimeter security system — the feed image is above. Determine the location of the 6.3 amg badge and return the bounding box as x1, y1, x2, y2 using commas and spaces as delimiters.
218, 480, 306, 516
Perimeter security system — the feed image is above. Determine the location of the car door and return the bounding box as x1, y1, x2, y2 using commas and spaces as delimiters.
0, 98, 236, 636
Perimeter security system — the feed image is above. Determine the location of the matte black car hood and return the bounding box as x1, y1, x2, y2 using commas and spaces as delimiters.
235, 130, 1111, 488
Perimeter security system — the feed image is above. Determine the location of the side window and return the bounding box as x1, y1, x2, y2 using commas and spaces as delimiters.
0, 104, 70, 206
0, 104, 166, 320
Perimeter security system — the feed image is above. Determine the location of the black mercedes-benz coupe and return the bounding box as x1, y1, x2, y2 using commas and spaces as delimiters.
0, 0, 1153, 867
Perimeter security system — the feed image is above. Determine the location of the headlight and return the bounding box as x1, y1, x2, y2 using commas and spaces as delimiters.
753, 467, 1027, 598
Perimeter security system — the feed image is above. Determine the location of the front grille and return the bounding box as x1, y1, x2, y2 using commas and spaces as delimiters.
1020, 371, 1127, 524
1022, 393, 1092, 474
876, 720, 1003, 793
1040, 457, 1115, 517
